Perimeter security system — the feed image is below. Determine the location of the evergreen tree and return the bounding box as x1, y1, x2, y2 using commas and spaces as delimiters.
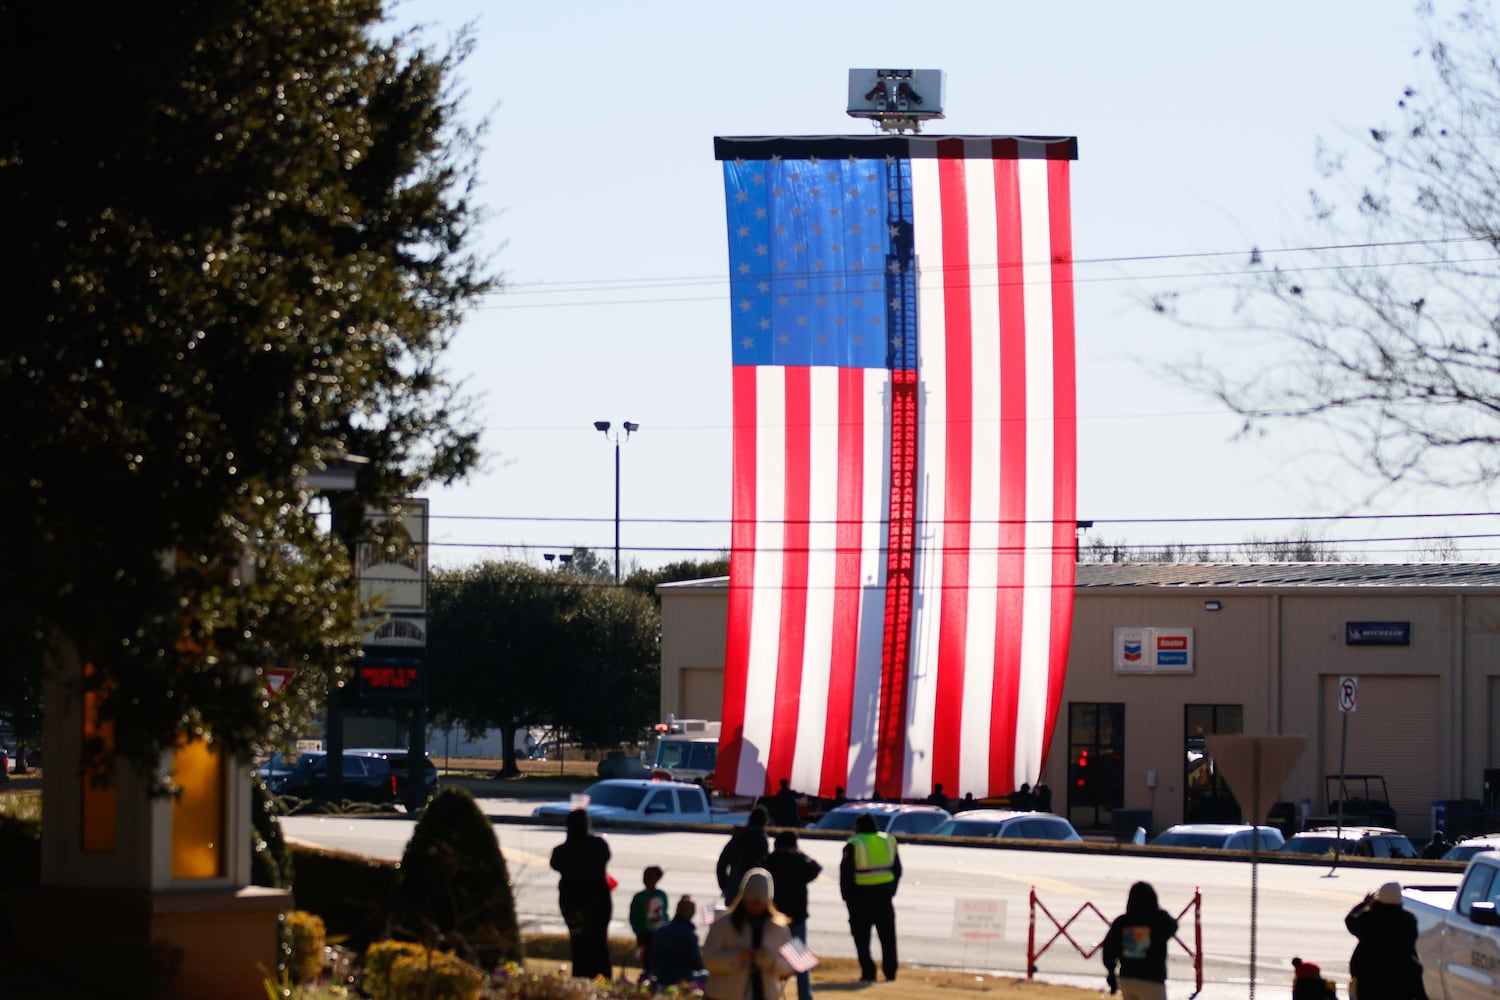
0, 0, 494, 775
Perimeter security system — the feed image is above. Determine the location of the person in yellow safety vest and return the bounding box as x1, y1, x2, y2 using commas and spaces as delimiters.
839, 812, 902, 982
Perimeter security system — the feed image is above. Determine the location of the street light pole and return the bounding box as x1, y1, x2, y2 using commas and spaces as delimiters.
593, 420, 638, 584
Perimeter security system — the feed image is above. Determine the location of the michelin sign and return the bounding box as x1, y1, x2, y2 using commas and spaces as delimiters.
1114, 627, 1194, 674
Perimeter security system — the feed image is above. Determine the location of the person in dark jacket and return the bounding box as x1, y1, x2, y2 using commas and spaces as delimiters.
1345, 881, 1424, 1000
770, 779, 801, 827
763, 829, 822, 1000
717, 805, 771, 901
1101, 881, 1178, 999
550, 809, 614, 980
648, 896, 705, 993
840, 813, 901, 982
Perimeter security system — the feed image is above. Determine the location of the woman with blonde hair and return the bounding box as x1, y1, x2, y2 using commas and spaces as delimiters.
703, 867, 795, 999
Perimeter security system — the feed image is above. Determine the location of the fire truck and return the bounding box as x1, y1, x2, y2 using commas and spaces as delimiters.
648, 718, 721, 786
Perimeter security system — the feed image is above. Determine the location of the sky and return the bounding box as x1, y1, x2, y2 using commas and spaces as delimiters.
386, 0, 1500, 572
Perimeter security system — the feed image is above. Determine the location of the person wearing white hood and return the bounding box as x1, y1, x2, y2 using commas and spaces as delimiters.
703, 867, 794, 1000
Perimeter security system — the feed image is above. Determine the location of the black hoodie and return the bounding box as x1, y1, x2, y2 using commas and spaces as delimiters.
1102, 881, 1179, 984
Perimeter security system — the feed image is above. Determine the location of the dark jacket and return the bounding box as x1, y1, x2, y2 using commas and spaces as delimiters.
1345, 898, 1422, 999
1102, 882, 1178, 985
763, 845, 822, 922
716, 821, 769, 899
648, 915, 704, 989
550, 813, 611, 911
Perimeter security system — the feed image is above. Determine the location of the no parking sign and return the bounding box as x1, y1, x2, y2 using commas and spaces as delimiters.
1338, 675, 1358, 713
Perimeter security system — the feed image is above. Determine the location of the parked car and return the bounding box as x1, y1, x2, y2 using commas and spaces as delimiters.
930, 809, 1082, 842
812, 802, 951, 836
1279, 825, 1417, 859
259, 747, 438, 805
358, 747, 440, 805
532, 779, 713, 825
1442, 834, 1500, 863
1405, 851, 1500, 998
1150, 823, 1285, 851
596, 749, 651, 779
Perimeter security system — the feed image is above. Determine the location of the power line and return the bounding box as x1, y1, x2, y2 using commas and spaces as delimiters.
489, 235, 1492, 302
424, 509, 1500, 527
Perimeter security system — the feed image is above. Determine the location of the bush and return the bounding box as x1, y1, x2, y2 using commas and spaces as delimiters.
284, 910, 326, 984
388, 949, 484, 1000
395, 786, 521, 967
364, 940, 429, 999
290, 842, 399, 953
251, 778, 293, 889
0, 794, 40, 889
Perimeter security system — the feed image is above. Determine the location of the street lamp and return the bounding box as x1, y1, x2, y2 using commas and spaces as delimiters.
594, 420, 639, 584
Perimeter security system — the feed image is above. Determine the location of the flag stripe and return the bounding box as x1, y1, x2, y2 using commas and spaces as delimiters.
767, 367, 812, 791
735, 371, 789, 795
789, 367, 839, 790
989, 152, 1028, 792
817, 367, 867, 791
1043, 159, 1079, 755
847, 369, 891, 799
931, 146, 973, 795
958, 149, 1004, 798
719, 365, 760, 791
1014, 157, 1058, 786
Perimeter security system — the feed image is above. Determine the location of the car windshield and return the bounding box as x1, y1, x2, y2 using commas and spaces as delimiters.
587, 784, 649, 810
1282, 836, 1344, 854
654, 741, 716, 771
934, 820, 1001, 837
1155, 832, 1231, 848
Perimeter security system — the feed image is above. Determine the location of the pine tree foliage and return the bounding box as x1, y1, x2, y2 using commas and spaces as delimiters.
0, 0, 494, 776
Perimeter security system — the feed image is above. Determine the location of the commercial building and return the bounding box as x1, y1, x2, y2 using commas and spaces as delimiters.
659, 563, 1500, 837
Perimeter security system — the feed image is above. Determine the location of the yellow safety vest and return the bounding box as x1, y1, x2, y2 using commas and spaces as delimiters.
850, 832, 897, 886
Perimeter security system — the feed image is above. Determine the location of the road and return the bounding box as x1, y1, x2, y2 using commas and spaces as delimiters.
284, 799, 1450, 999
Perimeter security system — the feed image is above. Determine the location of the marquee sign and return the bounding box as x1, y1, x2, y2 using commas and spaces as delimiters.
1113, 627, 1195, 674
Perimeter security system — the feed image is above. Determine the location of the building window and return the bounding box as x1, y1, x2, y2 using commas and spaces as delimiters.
1067, 703, 1124, 830
171, 737, 226, 880
1184, 704, 1244, 823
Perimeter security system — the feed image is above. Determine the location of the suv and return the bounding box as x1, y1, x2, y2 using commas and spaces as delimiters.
1280, 825, 1417, 859
1151, 823, 1285, 851
262, 748, 438, 805
931, 809, 1081, 842
365, 747, 440, 805
813, 802, 951, 836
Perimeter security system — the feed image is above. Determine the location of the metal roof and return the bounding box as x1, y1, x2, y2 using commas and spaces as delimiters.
657, 564, 1500, 591
1075, 562, 1500, 589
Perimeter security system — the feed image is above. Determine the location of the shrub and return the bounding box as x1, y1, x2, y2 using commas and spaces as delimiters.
0, 794, 40, 889
364, 940, 429, 1000
284, 910, 326, 984
291, 842, 398, 952
251, 778, 293, 889
395, 786, 521, 967
388, 949, 484, 1000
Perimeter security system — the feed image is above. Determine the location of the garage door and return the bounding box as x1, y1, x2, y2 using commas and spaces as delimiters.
1490, 677, 1500, 768
1320, 675, 1439, 834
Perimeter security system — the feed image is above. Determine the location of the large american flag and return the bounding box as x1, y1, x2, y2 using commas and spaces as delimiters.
714, 135, 1078, 802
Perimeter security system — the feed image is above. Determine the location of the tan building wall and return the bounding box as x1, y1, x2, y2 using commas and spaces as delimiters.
658, 568, 1500, 837
659, 579, 729, 722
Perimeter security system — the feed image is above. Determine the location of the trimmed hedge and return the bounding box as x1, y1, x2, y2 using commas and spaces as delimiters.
289, 841, 398, 953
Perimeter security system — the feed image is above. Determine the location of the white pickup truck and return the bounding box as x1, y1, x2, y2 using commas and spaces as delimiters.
1404, 851, 1500, 999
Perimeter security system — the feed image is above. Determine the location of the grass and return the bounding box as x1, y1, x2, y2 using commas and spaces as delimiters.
522, 933, 1100, 999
